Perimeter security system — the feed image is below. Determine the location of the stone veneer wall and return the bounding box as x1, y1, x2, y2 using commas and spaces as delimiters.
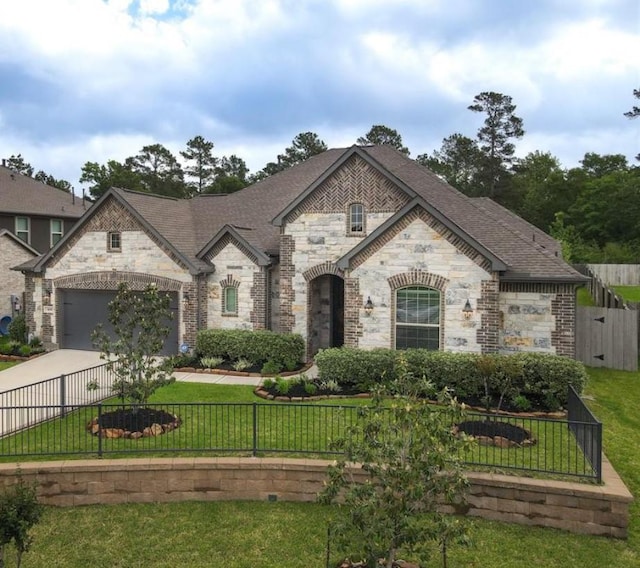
205, 241, 262, 331
351, 218, 491, 352
499, 282, 577, 357
0, 235, 36, 316
0, 457, 630, 538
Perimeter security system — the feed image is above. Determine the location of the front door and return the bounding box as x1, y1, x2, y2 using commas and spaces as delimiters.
308, 274, 344, 357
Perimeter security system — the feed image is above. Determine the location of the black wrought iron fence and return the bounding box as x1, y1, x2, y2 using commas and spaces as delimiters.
0, 363, 117, 437
567, 385, 603, 483
0, 401, 602, 482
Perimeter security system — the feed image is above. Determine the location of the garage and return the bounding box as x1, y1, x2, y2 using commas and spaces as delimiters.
59, 289, 180, 355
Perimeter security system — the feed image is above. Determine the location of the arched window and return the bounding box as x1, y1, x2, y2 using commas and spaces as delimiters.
395, 286, 440, 350
348, 203, 364, 234
222, 285, 238, 315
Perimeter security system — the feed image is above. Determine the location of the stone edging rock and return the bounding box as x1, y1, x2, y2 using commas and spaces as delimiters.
174, 362, 313, 378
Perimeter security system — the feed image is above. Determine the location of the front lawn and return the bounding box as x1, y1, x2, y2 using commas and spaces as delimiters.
612, 285, 640, 303
1, 367, 639, 566
0, 361, 19, 372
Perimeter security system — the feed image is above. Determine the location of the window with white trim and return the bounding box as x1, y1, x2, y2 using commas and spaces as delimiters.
222, 286, 238, 315
108, 231, 121, 252
348, 203, 364, 234
395, 286, 440, 350
50, 219, 64, 246
15, 216, 30, 244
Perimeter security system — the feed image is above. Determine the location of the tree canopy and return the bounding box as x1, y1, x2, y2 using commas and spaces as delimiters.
357, 124, 410, 155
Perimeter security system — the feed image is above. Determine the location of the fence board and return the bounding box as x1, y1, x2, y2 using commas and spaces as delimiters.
587, 264, 640, 286
575, 307, 638, 371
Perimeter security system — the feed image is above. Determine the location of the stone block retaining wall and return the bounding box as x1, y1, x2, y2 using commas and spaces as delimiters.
0, 457, 631, 538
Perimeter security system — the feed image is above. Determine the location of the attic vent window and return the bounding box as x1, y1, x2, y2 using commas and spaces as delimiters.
108, 231, 121, 252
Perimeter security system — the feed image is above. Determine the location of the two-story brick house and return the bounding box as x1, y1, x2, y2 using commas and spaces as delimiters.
0, 163, 89, 318
19, 145, 585, 358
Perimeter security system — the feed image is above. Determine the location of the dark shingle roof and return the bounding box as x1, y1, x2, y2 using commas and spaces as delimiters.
0, 166, 91, 218
59, 146, 582, 283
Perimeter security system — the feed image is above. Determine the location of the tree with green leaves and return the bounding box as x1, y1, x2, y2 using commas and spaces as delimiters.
278, 131, 327, 167
624, 88, 640, 161
34, 171, 72, 192
126, 144, 186, 198
357, 124, 410, 155
180, 135, 218, 195
416, 133, 483, 196
319, 357, 472, 568
92, 283, 175, 406
208, 154, 250, 194
3, 154, 33, 177
468, 91, 524, 197
80, 159, 144, 200
0, 471, 43, 568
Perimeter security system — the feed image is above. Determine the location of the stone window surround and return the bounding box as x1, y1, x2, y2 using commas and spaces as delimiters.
15, 216, 30, 244
107, 231, 121, 252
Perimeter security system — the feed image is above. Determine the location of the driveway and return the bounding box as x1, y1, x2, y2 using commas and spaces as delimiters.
0, 349, 104, 392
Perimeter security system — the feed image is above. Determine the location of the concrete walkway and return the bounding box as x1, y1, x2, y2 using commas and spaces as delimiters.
0, 349, 318, 392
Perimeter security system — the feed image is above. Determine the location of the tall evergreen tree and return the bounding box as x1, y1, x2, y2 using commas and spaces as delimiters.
357, 124, 410, 155
4, 154, 34, 176
127, 144, 186, 198
468, 92, 524, 197
180, 135, 218, 195
80, 160, 144, 200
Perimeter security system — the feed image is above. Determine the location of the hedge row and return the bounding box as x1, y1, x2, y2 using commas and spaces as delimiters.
314, 348, 588, 411
195, 329, 305, 371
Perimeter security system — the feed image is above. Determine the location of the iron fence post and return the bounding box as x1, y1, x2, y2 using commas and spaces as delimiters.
60, 374, 66, 418
252, 403, 258, 457
596, 422, 603, 484
98, 403, 103, 458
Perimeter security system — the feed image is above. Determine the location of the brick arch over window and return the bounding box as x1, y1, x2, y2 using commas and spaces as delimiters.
302, 262, 345, 282
387, 270, 448, 292
388, 271, 448, 351
219, 275, 241, 289
53, 271, 183, 291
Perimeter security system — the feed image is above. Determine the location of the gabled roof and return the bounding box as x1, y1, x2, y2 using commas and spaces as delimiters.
337, 197, 507, 271
31, 188, 212, 275
30, 145, 584, 283
0, 229, 39, 256
470, 197, 562, 256
197, 224, 272, 266
0, 165, 90, 218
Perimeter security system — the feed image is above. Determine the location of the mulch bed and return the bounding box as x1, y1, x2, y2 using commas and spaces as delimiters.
87, 408, 181, 439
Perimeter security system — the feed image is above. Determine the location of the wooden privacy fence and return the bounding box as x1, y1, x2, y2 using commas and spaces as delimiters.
575, 306, 638, 372
587, 264, 640, 286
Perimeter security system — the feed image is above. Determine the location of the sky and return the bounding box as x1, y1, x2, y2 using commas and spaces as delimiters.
0, 0, 638, 193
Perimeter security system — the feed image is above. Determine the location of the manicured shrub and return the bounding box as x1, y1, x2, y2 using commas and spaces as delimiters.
314, 347, 588, 411
196, 329, 305, 370
8, 314, 27, 344
261, 360, 283, 375
18, 345, 32, 357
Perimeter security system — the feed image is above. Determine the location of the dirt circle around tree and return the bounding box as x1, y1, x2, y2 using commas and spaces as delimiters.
453, 419, 536, 448
86, 408, 181, 439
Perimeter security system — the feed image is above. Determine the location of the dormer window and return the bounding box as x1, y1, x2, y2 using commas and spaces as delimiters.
348, 203, 365, 235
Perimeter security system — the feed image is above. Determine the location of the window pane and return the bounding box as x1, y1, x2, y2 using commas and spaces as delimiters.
225, 287, 237, 313
396, 287, 439, 325
350, 204, 363, 232
16, 218, 28, 231
396, 325, 439, 350
51, 219, 62, 232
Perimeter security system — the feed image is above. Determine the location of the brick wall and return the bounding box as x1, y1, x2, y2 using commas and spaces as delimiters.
0, 457, 630, 538
0, 235, 36, 315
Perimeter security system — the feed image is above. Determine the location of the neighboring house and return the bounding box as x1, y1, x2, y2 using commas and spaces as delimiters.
0, 164, 89, 318
17, 145, 585, 358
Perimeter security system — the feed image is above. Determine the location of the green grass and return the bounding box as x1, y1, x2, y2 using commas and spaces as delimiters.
0, 383, 592, 479
0, 361, 18, 372
2, 368, 640, 566
577, 285, 597, 306
612, 286, 640, 303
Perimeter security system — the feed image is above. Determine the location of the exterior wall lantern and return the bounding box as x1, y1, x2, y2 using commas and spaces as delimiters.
462, 299, 473, 319
43, 281, 53, 306
182, 292, 190, 309
364, 296, 374, 316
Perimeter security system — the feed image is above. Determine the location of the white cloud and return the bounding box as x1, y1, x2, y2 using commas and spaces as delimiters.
139, 0, 170, 15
